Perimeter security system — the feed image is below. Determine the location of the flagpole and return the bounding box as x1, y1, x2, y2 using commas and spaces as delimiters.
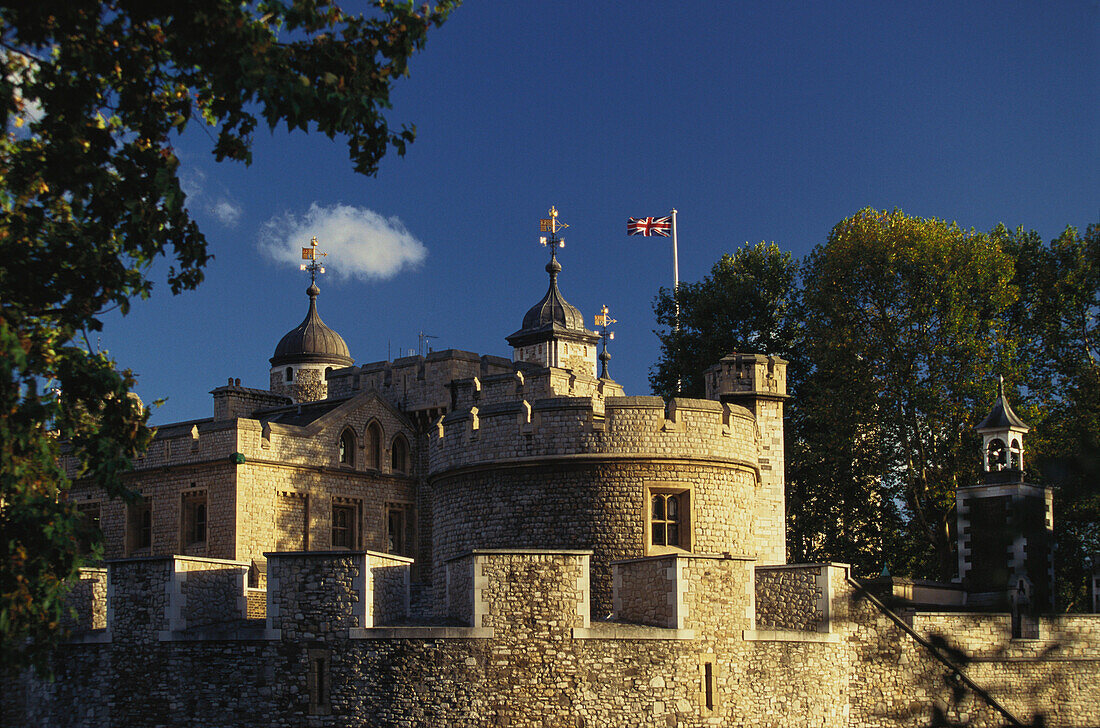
671, 208, 679, 332
671, 208, 682, 394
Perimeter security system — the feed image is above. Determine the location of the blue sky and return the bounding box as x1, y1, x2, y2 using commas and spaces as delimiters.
98, 1, 1099, 425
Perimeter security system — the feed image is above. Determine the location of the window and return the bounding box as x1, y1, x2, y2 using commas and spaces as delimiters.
651, 493, 681, 547
391, 435, 409, 474
1009, 438, 1022, 469
338, 428, 356, 466
127, 498, 153, 554
385, 503, 414, 557
644, 484, 692, 554
699, 656, 718, 713
325, 366, 333, 379
181, 490, 208, 547
331, 497, 361, 549
285, 367, 294, 382
307, 648, 331, 715
76, 502, 101, 555
367, 422, 383, 470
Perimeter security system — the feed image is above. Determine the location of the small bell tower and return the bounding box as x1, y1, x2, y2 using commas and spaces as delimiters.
956, 377, 1054, 614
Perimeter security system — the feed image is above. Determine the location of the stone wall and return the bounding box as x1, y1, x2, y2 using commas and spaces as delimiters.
430, 459, 759, 617
755, 565, 824, 631
10, 553, 1100, 728
613, 555, 682, 628
171, 557, 248, 630
60, 568, 107, 632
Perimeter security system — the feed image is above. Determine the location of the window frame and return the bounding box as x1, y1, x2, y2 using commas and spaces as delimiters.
337, 427, 356, 467
180, 489, 208, 549
330, 496, 362, 550
390, 434, 409, 474
643, 483, 693, 555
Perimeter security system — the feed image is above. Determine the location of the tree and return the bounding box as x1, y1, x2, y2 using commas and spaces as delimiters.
650, 241, 800, 398
796, 209, 1022, 580
0, 0, 455, 673
999, 222, 1099, 610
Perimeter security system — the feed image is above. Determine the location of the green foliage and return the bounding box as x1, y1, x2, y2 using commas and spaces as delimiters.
654, 209, 1098, 603
1000, 222, 1100, 610
796, 209, 1022, 580
650, 241, 800, 397
0, 0, 455, 673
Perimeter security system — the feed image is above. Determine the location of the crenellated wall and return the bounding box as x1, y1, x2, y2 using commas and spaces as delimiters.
430, 396, 758, 475
428, 395, 764, 615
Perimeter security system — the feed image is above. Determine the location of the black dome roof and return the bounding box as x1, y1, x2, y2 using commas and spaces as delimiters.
519, 255, 586, 331
270, 284, 354, 367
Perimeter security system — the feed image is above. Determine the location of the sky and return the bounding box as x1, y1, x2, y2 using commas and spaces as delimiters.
97, 1, 1099, 425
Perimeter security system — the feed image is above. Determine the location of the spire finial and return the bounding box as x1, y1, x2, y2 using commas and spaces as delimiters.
595, 304, 617, 380
299, 235, 328, 288
998, 374, 1004, 398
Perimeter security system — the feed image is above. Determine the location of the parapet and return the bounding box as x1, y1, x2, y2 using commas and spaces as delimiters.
266, 550, 412, 640
430, 394, 759, 476
705, 352, 788, 402
325, 350, 514, 415
101, 556, 249, 643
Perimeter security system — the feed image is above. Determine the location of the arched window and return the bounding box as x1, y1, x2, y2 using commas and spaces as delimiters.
285, 367, 294, 382
325, 367, 333, 379
986, 438, 1006, 471
338, 428, 356, 466
391, 435, 409, 474
367, 422, 383, 470
1010, 439, 1022, 470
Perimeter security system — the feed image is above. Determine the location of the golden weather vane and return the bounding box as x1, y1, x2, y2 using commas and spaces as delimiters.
299, 235, 328, 285
538, 205, 569, 249
595, 304, 617, 380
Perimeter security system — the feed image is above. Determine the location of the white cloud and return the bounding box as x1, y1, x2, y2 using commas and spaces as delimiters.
211, 200, 242, 227
257, 203, 427, 281
180, 168, 206, 201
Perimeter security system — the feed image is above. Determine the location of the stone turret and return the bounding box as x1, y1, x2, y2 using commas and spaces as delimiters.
705, 352, 789, 564
269, 283, 354, 403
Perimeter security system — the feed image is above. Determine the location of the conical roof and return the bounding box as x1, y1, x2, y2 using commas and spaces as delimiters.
976, 377, 1029, 432
270, 284, 354, 367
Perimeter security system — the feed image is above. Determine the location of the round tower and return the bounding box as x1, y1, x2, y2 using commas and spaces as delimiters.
269, 283, 353, 402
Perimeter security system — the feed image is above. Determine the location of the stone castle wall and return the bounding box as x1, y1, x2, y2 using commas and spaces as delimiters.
11, 552, 1100, 728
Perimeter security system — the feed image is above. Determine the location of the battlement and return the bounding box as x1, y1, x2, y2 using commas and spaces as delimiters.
325, 349, 514, 416
430, 394, 759, 476
211, 379, 292, 421
705, 352, 789, 402
447, 365, 625, 413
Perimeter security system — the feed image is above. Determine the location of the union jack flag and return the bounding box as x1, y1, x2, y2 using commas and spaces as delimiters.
627, 216, 672, 237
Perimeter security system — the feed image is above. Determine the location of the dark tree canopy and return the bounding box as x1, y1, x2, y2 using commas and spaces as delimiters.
650, 241, 800, 398
654, 209, 1098, 605
0, 0, 455, 672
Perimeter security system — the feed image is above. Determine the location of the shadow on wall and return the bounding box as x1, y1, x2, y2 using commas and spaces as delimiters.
845, 585, 1067, 728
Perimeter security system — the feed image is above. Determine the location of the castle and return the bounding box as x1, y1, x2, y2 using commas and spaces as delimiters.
4, 226, 1100, 727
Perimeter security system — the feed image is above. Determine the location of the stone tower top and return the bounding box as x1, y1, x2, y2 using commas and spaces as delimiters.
506, 207, 599, 377
269, 283, 353, 403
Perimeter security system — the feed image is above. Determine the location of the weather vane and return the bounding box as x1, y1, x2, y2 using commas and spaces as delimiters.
299, 235, 327, 285
538, 205, 569, 253
594, 304, 616, 380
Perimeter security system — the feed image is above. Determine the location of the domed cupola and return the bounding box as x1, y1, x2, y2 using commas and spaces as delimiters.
506, 206, 599, 376
269, 261, 354, 402
271, 283, 353, 367
519, 255, 587, 331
